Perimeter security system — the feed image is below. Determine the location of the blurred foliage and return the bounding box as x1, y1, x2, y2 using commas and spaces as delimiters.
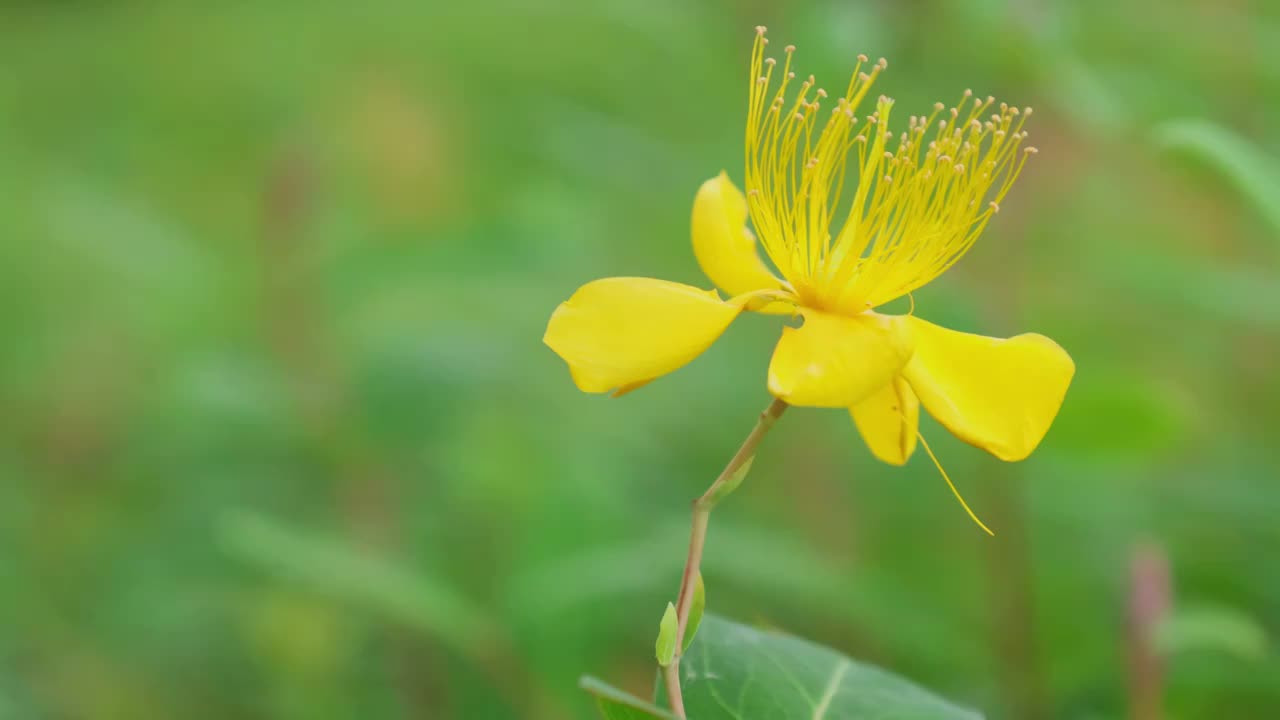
2, 0, 1279, 718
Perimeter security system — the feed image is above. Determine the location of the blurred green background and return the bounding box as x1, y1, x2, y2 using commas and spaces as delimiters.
3, 1, 1279, 718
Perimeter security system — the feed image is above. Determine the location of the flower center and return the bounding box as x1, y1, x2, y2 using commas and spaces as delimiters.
744, 27, 1036, 316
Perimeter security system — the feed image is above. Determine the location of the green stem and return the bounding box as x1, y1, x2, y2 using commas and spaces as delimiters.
661, 662, 684, 718
661, 398, 788, 719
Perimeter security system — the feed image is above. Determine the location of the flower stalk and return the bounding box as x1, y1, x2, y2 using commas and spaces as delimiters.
662, 398, 789, 718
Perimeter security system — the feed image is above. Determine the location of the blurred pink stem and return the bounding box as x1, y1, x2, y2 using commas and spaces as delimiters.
1128, 543, 1171, 720
662, 398, 788, 719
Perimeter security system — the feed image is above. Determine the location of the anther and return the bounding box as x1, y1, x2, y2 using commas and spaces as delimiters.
788, 71, 796, 79
755, 25, 767, 35
963, 88, 973, 97
989, 201, 1000, 213
816, 88, 828, 98
1024, 147, 1038, 154
765, 57, 776, 66
785, 44, 796, 53
858, 72, 870, 82
934, 101, 945, 111
884, 175, 892, 183
876, 57, 888, 69
857, 53, 868, 62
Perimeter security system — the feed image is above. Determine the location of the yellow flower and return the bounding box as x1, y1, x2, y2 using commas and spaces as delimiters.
544, 28, 1074, 527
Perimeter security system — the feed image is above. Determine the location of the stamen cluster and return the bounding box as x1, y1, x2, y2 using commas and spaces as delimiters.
745, 27, 1036, 314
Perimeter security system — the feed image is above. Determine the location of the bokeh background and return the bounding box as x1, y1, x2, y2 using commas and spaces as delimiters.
3, 1, 1279, 718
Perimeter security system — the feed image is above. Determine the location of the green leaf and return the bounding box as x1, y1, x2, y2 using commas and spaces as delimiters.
579, 677, 674, 720
658, 615, 982, 719
1155, 119, 1280, 238
218, 510, 494, 657
682, 573, 705, 654
1156, 605, 1270, 660
655, 602, 678, 667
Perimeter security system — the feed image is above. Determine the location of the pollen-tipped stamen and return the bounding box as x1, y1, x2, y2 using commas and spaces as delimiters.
746, 30, 886, 292
742, 31, 1034, 315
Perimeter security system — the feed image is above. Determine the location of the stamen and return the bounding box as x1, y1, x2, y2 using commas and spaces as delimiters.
917, 432, 995, 536
742, 29, 1033, 311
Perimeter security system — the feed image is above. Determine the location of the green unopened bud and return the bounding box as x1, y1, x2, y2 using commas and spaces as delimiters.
705, 455, 754, 507
655, 602, 678, 667
683, 573, 706, 653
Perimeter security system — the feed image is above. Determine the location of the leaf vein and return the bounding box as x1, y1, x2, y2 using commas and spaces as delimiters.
811, 659, 849, 720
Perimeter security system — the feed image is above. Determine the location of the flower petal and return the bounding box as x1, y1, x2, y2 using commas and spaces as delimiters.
850, 376, 919, 466
692, 172, 785, 298
901, 316, 1074, 462
767, 309, 914, 408
544, 277, 741, 394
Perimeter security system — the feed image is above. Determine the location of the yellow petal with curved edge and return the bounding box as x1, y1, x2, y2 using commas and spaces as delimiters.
544, 277, 741, 394
901, 316, 1074, 462
692, 172, 785, 299
850, 376, 919, 466
767, 309, 914, 408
